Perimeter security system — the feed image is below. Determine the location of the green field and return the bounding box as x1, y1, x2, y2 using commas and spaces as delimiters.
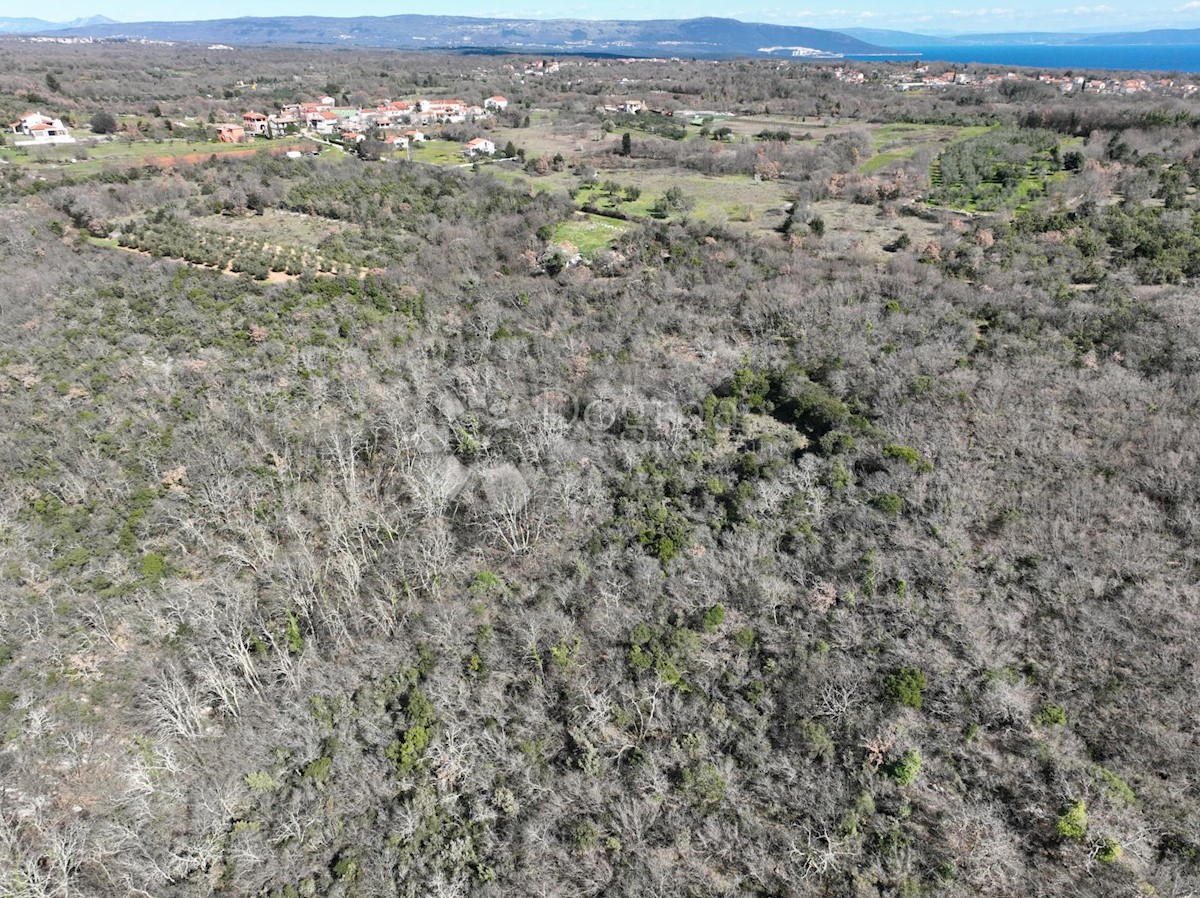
407, 139, 471, 166
861, 124, 995, 173
552, 212, 633, 257
0, 136, 296, 175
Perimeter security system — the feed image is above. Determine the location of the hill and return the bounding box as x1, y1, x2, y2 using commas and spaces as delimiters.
838, 28, 965, 47
48, 14, 886, 57
1073, 27, 1200, 45
0, 14, 114, 34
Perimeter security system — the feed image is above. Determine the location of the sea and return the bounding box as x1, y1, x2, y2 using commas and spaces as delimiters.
847, 45, 1200, 74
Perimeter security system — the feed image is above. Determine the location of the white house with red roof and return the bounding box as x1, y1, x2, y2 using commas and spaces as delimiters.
11, 111, 75, 145
463, 137, 496, 157
484, 95, 508, 110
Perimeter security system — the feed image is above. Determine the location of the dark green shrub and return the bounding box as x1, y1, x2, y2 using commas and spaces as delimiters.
1034, 704, 1067, 727
888, 748, 922, 786
874, 493, 904, 516
701, 604, 726, 633
884, 666, 927, 709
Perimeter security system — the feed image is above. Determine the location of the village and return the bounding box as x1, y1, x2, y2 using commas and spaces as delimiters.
833, 63, 1200, 96
222, 93, 513, 157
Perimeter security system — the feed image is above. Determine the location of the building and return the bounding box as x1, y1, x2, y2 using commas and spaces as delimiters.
311, 110, 338, 134
463, 137, 496, 157
484, 95, 508, 110
267, 113, 299, 138
241, 111, 269, 136
215, 123, 247, 143
11, 111, 75, 145
424, 99, 468, 123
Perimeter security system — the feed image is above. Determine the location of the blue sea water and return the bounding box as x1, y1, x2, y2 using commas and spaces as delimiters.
847, 44, 1200, 74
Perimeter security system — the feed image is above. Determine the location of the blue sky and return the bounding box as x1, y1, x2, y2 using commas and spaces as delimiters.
23, 0, 1200, 33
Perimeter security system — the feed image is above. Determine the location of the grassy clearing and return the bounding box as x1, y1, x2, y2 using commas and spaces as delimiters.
1, 136, 297, 175
553, 212, 632, 257
614, 169, 791, 228
862, 124, 995, 173
408, 139, 470, 165
807, 199, 948, 259
487, 121, 617, 160
495, 164, 790, 233
193, 209, 354, 248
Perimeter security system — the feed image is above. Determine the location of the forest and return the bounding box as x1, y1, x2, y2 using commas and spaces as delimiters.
0, 39, 1198, 898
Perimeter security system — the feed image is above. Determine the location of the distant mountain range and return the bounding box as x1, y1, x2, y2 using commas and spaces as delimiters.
40, 15, 886, 57
840, 26, 1200, 47
9, 14, 1200, 56
0, 14, 114, 34
837, 29, 967, 47
1073, 28, 1200, 45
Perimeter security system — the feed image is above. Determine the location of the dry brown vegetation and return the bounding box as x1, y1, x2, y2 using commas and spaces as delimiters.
0, 39, 1198, 898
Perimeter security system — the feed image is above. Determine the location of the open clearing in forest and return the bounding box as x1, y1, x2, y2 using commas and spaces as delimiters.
0, 137, 317, 175
194, 209, 354, 249
553, 212, 633, 258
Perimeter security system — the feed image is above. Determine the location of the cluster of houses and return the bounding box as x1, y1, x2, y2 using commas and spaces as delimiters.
219, 94, 511, 156
833, 65, 1199, 97
9, 111, 75, 146
596, 98, 647, 115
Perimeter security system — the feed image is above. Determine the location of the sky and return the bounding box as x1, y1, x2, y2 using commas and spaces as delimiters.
19, 0, 1200, 34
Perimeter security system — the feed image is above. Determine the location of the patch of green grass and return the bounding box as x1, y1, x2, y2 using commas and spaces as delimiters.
861, 149, 916, 173
861, 124, 995, 174
409, 139, 472, 166
552, 213, 632, 258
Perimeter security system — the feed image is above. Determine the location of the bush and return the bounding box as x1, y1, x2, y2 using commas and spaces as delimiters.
1055, 800, 1087, 841
888, 748, 922, 786
1096, 837, 1122, 863
681, 763, 726, 812
884, 666, 927, 709
874, 493, 904, 516
702, 603, 726, 633
90, 111, 119, 134
797, 720, 835, 764
1034, 704, 1067, 727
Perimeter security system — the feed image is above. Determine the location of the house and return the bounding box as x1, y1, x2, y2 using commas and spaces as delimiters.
267, 113, 299, 138
463, 137, 496, 157
425, 99, 468, 123
616, 99, 645, 114
282, 101, 340, 132
11, 111, 75, 145
404, 129, 426, 143
241, 111, 269, 136
340, 131, 366, 144
384, 135, 409, 149
311, 110, 338, 134
215, 123, 247, 143
484, 95, 508, 110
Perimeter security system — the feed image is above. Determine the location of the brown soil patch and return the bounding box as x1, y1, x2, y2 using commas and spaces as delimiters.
141, 143, 313, 169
